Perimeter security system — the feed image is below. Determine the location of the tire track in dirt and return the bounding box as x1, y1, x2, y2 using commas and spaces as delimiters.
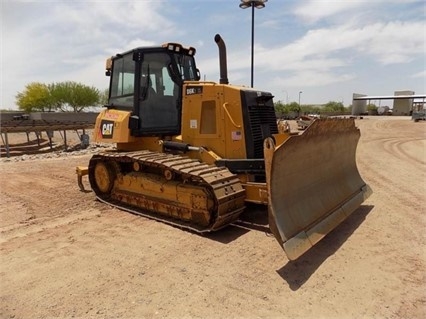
382, 137, 425, 170
0, 155, 99, 240
0, 208, 105, 245
363, 136, 425, 168
358, 153, 424, 209
357, 118, 425, 205
355, 120, 426, 319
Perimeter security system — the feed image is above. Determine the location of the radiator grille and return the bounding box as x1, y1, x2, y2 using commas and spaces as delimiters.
247, 105, 278, 158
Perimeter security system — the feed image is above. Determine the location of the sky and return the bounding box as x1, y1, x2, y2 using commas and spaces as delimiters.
1, 0, 425, 110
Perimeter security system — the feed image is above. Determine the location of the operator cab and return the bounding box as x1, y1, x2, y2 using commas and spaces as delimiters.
106, 43, 200, 136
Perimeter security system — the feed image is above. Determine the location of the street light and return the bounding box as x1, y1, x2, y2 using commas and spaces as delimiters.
299, 91, 303, 106
282, 89, 288, 104
239, 0, 267, 88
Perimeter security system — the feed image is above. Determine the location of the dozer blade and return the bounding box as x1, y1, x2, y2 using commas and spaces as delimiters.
264, 118, 372, 260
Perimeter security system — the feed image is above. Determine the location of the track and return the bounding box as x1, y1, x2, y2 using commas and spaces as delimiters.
88, 151, 246, 232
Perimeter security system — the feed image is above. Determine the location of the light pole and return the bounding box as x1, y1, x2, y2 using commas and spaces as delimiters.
298, 91, 303, 106
282, 89, 288, 104
239, 0, 267, 88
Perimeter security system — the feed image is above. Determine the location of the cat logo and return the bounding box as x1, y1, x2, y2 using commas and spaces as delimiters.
100, 120, 114, 138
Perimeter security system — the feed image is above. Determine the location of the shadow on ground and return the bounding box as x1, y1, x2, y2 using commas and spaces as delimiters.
276, 205, 374, 290
204, 203, 270, 244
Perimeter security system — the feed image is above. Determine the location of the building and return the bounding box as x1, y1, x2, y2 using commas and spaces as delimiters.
352, 91, 425, 116
393, 90, 415, 115
352, 93, 367, 115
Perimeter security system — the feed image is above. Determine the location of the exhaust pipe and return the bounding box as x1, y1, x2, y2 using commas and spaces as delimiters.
214, 34, 229, 85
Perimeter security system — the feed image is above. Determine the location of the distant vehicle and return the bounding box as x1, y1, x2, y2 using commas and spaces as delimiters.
412, 110, 426, 122
308, 114, 320, 119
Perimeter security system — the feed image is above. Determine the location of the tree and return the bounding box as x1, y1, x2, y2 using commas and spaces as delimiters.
16, 81, 101, 113
274, 100, 286, 115
16, 82, 54, 112
98, 88, 109, 106
323, 101, 345, 113
274, 101, 302, 119
367, 103, 378, 115
48, 82, 68, 111
50, 81, 100, 112
300, 105, 321, 114
286, 102, 301, 113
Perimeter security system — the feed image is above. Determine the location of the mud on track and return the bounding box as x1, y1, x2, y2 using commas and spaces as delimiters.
0, 116, 425, 319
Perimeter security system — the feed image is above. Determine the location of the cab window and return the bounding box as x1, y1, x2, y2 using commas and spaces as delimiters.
109, 53, 135, 108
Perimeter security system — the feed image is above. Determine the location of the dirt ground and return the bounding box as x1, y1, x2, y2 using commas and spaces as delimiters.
0, 116, 425, 319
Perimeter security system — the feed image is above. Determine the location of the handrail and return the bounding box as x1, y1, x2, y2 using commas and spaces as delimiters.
222, 103, 241, 128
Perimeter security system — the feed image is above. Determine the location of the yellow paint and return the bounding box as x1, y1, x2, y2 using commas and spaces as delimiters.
180, 82, 247, 160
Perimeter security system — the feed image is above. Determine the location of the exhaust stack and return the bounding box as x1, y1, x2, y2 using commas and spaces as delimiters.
214, 34, 229, 85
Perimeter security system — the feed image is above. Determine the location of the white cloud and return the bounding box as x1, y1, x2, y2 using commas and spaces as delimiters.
288, 21, 421, 64
293, 0, 421, 24
1, 1, 176, 108
358, 21, 425, 64
1, 0, 424, 109
272, 71, 355, 88
293, 0, 363, 23
233, 20, 424, 88
411, 70, 426, 78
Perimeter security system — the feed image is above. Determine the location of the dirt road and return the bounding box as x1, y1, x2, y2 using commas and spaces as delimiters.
0, 116, 425, 318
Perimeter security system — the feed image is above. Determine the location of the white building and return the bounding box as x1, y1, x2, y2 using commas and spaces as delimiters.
393, 90, 415, 115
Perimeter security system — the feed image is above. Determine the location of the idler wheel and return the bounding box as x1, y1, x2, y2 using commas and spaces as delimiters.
94, 162, 115, 193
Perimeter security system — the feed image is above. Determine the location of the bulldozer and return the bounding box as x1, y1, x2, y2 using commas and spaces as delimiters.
77, 34, 371, 260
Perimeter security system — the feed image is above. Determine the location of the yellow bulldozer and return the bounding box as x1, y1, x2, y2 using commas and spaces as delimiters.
77, 34, 371, 260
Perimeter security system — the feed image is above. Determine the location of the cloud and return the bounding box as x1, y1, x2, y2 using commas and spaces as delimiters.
293, 0, 363, 23
226, 19, 424, 88
411, 70, 426, 78
358, 21, 425, 64
1, 1, 177, 107
1, 0, 424, 109
3, 2, 176, 66
293, 0, 421, 24
192, 12, 424, 90
272, 71, 355, 88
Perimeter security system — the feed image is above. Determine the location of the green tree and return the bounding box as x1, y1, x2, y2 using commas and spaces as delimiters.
48, 82, 68, 111
16, 82, 54, 112
367, 103, 377, 111
323, 101, 345, 113
367, 103, 378, 115
274, 100, 286, 115
286, 102, 301, 113
16, 81, 101, 113
274, 101, 302, 119
300, 105, 321, 115
99, 88, 109, 106
274, 101, 302, 117
50, 81, 100, 112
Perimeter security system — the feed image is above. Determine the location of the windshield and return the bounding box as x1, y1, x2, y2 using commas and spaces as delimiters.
109, 53, 135, 108
107, 49, 198, 111
172, 54, 198, 81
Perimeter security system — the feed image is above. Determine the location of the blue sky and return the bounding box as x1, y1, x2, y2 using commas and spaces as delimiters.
1, 0, 425, 109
